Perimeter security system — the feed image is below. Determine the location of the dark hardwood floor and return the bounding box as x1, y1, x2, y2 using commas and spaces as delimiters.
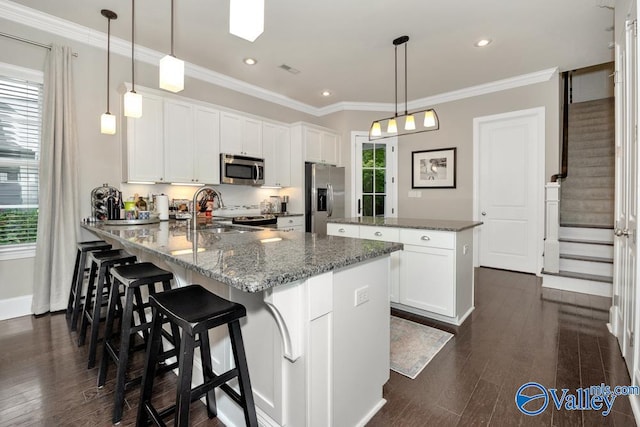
371, 268, 636, 426
0, 267, 635, 426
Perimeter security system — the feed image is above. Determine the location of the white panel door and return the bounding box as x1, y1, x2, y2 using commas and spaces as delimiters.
476, 108, 544, 274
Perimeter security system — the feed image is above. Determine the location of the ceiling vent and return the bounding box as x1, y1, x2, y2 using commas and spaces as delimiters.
279, 64, 300, 74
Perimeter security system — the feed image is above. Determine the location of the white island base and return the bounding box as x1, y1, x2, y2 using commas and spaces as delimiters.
138, 253, 391, 427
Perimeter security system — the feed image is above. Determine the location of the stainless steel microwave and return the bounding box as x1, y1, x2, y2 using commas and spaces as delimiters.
220, 153, 265, 185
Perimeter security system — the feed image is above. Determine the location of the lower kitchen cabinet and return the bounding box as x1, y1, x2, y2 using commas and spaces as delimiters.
277, 215, 304, 231
399, 245, 455, 316
327, 223, 475, 325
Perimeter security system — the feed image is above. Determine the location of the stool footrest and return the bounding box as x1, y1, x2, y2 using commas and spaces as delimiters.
193, 368, 239, 403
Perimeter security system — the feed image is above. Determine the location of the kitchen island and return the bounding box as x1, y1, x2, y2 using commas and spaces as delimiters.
82, 221, 402, 427
327, 217, 482, 326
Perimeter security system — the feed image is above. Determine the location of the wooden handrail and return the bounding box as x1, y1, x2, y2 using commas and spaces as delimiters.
551, 71, 570, 182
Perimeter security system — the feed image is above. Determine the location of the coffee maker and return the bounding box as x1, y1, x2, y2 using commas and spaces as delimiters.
280, 195, 289, 214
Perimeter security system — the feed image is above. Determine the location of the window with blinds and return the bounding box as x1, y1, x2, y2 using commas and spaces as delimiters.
0, 73, 42, 247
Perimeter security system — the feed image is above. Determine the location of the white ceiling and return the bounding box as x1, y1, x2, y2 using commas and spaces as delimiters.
8, 0, 615, 109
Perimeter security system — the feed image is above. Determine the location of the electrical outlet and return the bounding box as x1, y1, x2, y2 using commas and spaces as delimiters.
355, 286, 369, 307
408, 190, 422, 198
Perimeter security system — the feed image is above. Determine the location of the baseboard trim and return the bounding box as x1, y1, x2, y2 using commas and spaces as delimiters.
541, 274, 611, 297
355, 398, 387, 427
0, 295, 33, 321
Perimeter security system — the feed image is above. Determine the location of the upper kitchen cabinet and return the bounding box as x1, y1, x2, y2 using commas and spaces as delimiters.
220, 111, 263, 157
164, 100, 221, 184
124, 91, 165, 183
262, 122, 291, 187
293, 123, 340, 165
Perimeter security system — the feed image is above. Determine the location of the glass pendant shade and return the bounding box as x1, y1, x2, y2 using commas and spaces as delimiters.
387, 118, 398, 134
159, 54, 184, 93
424, 110, 437, 127
101, 112, 116, 135
124, 91, 142, 118
229, 0, 264, 42
404, 114, 416, 130
370, 121, 382, 137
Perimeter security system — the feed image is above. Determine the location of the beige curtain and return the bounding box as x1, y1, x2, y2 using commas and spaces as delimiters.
32, 45, 80, 315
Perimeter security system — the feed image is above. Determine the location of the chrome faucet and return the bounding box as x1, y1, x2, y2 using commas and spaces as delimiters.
190, 186, 225, 232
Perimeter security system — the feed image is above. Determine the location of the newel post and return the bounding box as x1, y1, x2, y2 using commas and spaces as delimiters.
544, 182, 561, 273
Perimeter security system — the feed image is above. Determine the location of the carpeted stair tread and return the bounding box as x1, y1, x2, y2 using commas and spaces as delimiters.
558, 237, 614, 246
567, 146, 615, 159
541, 269, 613, 283
561, 199, 616, 212
567, 155, 614, 168
561, 187, 614, 200
559, 253, 613, 264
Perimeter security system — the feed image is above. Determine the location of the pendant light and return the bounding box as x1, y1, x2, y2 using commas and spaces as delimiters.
229, 0, 264, 42
159, 0, 184, 93
100, 9, 117, 135
369, 35, 439, 141
124, 0, 142, 118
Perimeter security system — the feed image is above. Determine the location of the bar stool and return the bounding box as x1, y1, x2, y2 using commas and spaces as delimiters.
137, 285, 258, 427
97, 262, 181, 425
65, 240, 112, 331
78, 249, 137, 369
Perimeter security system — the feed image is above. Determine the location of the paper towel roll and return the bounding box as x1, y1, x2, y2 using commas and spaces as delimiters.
156, 195, 169, 221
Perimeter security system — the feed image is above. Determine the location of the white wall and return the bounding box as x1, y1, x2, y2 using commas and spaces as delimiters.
319, 74, 561, 220
571, 63, 615, 103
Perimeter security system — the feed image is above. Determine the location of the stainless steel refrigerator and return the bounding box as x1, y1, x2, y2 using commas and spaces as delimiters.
305, 162, 345, 235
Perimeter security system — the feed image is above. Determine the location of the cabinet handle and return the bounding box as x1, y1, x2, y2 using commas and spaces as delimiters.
338, 228, 345, 233
374, 231, 382, 236
421, 236, 431, 241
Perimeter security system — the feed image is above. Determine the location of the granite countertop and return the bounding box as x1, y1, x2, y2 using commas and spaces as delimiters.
327, 217, 483, 232
82, 221, 401, 293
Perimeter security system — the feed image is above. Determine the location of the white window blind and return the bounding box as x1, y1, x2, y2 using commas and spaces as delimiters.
0, 72, 43, 247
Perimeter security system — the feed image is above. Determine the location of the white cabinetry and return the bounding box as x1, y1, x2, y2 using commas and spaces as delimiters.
304, 127, 339, 165
220, 111, 262, 157
164, 100, 220, 185
291, 123, 340, 166
277, 215, 304, 231
327, 224, 474, 325
263, 123, 291, 187
124, 91, 165, 183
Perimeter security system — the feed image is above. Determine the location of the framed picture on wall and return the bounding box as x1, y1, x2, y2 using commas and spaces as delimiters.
411, 147, 457, 188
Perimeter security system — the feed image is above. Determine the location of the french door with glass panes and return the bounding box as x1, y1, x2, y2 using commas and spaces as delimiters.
354, 133, 397, 217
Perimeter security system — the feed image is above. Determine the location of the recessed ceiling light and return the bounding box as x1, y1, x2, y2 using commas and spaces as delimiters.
474, 39, 492, 48
243, 57, 257, 65
321, 90, 331, 97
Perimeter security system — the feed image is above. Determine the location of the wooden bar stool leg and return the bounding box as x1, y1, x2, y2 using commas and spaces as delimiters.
175, 333, 196, 427
87, 264, 109, 369
78, 261, 98, 347
229, 320, 258, 427
65, 248, 81, 322
69, 249, 88, 331
97, 278, 122, 387
137, 308, 165, 426
199, 330, 217, 418
112, 286, 137, 424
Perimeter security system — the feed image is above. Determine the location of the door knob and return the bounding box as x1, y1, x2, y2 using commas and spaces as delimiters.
481, 211, 487, 216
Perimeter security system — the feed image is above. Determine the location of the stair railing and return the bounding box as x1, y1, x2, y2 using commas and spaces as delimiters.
545, 71, 571, 273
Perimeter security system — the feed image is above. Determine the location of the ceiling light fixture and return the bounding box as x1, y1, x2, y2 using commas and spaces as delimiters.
474, 38, 492, 47
100, 9, 117, 135
243, 57, 257, 65
124, 0, 142, 118
159, 0, 184, 93
369, 35, 439, 140
229, 0, 264, 42
321, 90, 331, 97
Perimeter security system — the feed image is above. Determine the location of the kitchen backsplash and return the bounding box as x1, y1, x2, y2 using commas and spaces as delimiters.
118, 183, 291, 216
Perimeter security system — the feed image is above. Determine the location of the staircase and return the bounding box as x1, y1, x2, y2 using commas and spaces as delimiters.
542, 226, 613, 297
542, 97, 615, 297
560, 97, 615, 227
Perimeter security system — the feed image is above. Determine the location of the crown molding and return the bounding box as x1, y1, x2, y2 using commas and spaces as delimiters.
317, 67, 558, 116
0, 0, 558, 118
